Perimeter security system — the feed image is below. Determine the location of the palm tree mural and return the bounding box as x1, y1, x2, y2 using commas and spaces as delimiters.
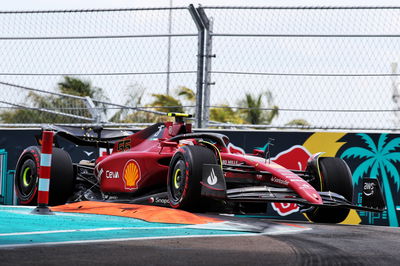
341, 134, 400, 226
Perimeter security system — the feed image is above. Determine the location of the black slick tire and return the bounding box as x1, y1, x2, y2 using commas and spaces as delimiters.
306, 157, 354, 223
167, 145, 217, 211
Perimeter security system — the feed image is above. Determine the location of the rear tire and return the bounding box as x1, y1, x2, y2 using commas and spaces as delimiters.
167, 145, 217, 211
306, 157, 353, 223
15, 146, 74, 206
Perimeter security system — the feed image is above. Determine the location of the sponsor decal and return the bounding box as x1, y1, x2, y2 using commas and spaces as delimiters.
270, 176, 289, 186
271, 145, 312, 170
300, 184, 312, 190
83, 151, 94, 157
123, 160, 141, 190
227, 143, 246, 155
272, 202, 300, 216
363, 182, 376, 196
151, 125, 165, 140
106, 170, 119, 179
207, 168, 218, 186
222, 160, 240, 165
268, 145, 311, 217
154, 197, 169, 205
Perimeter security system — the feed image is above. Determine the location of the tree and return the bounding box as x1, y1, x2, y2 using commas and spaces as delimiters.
109, 87, 159, 124
0, 76, 107, 124
238, 92, 279, 125
149, 86, 196, 114
285, 119, 310, 127
209, 105, 244, 124
341, 134, 400, 226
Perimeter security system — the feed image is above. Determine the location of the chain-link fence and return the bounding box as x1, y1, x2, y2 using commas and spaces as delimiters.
0, 6, 399, 130
0, 7, 199, 126
202, 6, 400, 130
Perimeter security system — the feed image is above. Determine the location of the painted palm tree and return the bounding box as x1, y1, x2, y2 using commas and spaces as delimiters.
341, 134, 400, 226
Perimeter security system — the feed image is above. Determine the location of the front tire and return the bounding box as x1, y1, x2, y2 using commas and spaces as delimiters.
306, 157, 354, 223
167, 145, 217, 211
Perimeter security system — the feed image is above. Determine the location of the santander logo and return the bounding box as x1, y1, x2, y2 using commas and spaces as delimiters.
270, 145, 312, 216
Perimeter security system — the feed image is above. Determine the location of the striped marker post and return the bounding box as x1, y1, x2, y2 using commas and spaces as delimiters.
32, 131, 54, 215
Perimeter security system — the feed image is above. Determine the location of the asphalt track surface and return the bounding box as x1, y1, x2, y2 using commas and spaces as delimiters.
1, 204, 400, 265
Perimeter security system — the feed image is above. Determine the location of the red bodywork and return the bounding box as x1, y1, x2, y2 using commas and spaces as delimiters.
95, 121, 322, 205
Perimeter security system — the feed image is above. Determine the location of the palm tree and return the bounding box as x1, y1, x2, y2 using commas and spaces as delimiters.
341, 134, 400, 226
238, 92, 279, 125
110, 87, 160, 124
0, 76, 108, 124
285, 119, 310, 127
209, 105, 244, 124
150, 94, 184, 113
149, 86, 198, 114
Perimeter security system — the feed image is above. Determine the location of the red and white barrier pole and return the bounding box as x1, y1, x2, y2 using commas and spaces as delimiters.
32, 131, 54, 215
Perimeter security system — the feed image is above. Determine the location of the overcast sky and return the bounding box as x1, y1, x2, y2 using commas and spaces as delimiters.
3, 0, 400, 11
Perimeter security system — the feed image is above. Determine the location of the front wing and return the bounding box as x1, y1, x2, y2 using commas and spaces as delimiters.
201, 164, 386, 213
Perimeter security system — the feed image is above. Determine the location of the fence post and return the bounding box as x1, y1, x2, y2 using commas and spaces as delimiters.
188, 4, 205, 128
32, 131, 54, 215
197, 7, 213, 128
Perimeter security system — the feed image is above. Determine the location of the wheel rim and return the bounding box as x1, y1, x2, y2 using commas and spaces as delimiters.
22, 167, 31, 187
17, 159, 37, 198
171, 160, 186, 202
173, 168, 181, 189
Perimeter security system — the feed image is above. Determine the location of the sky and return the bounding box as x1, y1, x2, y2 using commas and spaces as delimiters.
2, 0, 400, 11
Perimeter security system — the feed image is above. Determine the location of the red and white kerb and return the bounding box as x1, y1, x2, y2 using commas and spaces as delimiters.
37, 131, 54, 206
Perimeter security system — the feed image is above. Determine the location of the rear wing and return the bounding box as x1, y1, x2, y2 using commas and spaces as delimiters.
36, 125, 135, 148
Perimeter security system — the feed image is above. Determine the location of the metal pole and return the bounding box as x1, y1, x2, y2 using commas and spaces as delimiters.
188, 4, 205, 128
392, 62, 400, 125
166, 0, 172, 95
197, 7, 213, 128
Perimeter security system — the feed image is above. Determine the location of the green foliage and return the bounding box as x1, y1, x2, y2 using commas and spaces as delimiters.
285, 119, 310, 127
176, 86, 196, 102
150, 94, 184, 113
0, 76, 107, 124
209, 105, 244, 124
238, 92, 279, 125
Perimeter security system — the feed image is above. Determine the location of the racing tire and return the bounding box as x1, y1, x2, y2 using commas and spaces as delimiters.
167, 145, 217, 211
15, 146, 75, 206
306, 157, 353, 224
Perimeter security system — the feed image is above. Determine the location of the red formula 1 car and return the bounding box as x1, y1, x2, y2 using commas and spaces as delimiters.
14, 113, 385, 223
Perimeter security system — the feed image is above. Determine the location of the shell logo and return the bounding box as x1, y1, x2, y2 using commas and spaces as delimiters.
123, 160, 141, 190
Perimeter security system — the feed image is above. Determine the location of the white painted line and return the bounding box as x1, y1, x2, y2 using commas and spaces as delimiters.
0, 221, 310, 237
0, 233, 260, 249
0, 226, 193, 237
0, 226, 312, 249
0, 223, 311, 249
0, 205, 36, 209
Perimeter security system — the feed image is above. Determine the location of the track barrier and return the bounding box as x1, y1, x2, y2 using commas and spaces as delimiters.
32, 131, 54, 215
